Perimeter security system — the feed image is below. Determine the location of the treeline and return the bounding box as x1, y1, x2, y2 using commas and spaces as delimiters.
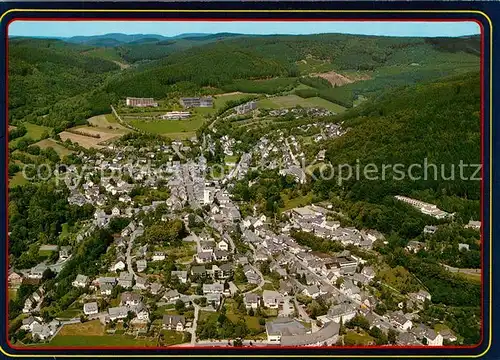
8, 183, 94, 268
385, 248, 481, 307
290, 230, 344, 253
221, 77, 298, 94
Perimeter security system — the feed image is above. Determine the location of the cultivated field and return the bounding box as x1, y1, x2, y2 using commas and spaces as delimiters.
88, 114, 128, 130
59, 125, 128, 149
33, 138, 73, 156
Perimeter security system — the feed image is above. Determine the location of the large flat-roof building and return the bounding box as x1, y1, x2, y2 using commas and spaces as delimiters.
160, 111, 191, 120
180, 97, 213, 108
126, 97, 158, 107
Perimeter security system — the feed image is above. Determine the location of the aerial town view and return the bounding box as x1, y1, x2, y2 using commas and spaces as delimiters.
6, 20, 482, 349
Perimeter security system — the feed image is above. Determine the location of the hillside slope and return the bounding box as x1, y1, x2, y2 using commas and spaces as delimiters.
311, 71, 480, 222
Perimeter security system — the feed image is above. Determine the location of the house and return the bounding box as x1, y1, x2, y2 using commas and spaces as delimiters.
72, 274, 89, 288
120, 292, 142, 307
458, 243, 470, 251
136, 259, 147, 273
397, 332, 420, 345
21, 316, 40, 331
424, 329, 443, 346
162, 315, 186, 331
59, 246, 72, 260
439, 328, 458, 343
423, 225, 438, 235
191, 265, 208, 278
29, 263, 48, 279
244, 293, 261, 309
340, 279, 361, 299
265, 318, 307, 343
200, 241, 215, 253
8, 272, 23, 288
263, 290, 283, 309
100, 283, 113, 296
118, 272, 134, 288
83, 302, 99, 316
244, 265, 261, 284
149, 282, 164, 296
215, 263, 234, 279
171, 271, 188, 284
108, 306, 128, 321
213, 250, 229, 262
110, 260, 126, 272
406, 240, 426, 253
361, 266, 376, 280
465, 220, 481, 230
98, 277, 117, 287
302, 285, 321, 299
327, 303, 357, 323
416, 290, 432, 302
390, 311, 413, 331
203, 283, 224, 295
152, 252, 166, 262
133, 276, 149, 290
206, 293, 222, 308
196, 251, 213, 264
134, 303, 150, 322
163, 289, 181, 303
217, 239, 229, 251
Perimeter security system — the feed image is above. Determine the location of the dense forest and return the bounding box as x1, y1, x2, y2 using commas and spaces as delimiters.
8, 33, 479, 131
311, 71, 481, 222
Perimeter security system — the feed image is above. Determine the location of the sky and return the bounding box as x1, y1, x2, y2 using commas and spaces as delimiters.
8, 20, 481, 38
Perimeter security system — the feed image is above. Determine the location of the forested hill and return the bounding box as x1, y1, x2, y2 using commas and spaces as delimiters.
105, 34, 480, 98
8, 33, 480, 130
8, 38, 121, 130
311, 71, 481, 222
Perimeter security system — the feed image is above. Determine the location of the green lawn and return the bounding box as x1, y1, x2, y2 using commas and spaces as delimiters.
105, 114, 118, 123
344, 331, 375, 345
56, 309, 82, 319
33, 138, 73, 156
280, 192, 314, 211
47, 335, 158, 347
225, 155, 239, 164
8, 172, 28, 188
257, 94, 346, 113
161, 330, 185, 345
129, 117, 205, 135
9, 123, 51, 147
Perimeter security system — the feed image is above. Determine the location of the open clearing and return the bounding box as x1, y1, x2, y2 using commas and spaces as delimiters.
310, 70, 371, 87
9, 123, 51, 147
59, 320, 103, 336
130, 117, 204, 137
88, 114, 128, 130
9, 172, 28, 188
258, 95, 346, 113
33, 138, 73, 156
59, 126, 128, 149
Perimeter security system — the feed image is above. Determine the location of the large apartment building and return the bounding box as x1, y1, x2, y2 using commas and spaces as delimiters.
180, 97, 213, 108
235, 101, 257, 115
126, 97, 158, 107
